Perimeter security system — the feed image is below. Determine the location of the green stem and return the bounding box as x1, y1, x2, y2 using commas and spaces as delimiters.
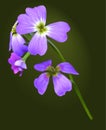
48, 39, 65, 62
69, 75, 93, 120
48, 39, 93, 120
23, 52, 30, 61
23, 34, 32, 41
22, 34, 32, 61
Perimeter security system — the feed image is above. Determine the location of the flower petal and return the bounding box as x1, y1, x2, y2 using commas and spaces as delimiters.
11, 34, 28, 56
11, 66, 20, 74
47, 22, 70, 42
57, 62, 79, 75
34, 60, 52, 72
8, 53, 20, 65
15, 60, 27, 69
33, 5, 46, 24
16, 14, 36, 34
25, 7, 37, 22
34, 73, 49, 95
53, 73, 72, 96
26, 5, 46, 24
28, 33, 47, 56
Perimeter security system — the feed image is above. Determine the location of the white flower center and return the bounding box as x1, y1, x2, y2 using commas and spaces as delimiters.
36, 22, 48, 35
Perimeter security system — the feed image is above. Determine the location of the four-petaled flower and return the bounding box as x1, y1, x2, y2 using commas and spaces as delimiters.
9, 21, 28, 56
34, 60, 79, 96
16, 5, 70, 56
8, 53, 27, 76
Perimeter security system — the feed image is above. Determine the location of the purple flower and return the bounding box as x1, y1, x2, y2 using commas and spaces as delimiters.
34, 60, 79, 96
16, 5, 70, 56
8, 53, 27, 76
9, 21, 28, 56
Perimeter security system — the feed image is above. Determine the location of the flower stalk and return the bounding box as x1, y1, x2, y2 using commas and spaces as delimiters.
47, 39, 65, 62
48, 39, 93, 120
23, 52, 30, 61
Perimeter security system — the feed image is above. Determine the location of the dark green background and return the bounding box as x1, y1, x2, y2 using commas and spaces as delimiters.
0, 0, 105, 129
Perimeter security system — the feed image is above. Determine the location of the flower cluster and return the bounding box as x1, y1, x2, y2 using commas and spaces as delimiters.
8, 5, 79, 96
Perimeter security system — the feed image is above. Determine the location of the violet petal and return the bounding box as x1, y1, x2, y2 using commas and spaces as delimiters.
28, 33, 47, 56
15, 60, 27, 69
16, 14, 36, 34
11, 34, 27, 56
34, 60, 52, 72
47, 21, 70, 42
53, 73, 72, 96
8, 53, 20, 65
57, 62, 79, 75
26, 5, 46, 24
34, 73, 49, 95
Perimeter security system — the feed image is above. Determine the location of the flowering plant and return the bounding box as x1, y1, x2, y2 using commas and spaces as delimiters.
8, 5, 93, 120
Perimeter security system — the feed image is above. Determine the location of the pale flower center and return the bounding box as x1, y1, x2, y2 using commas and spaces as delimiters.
36, 22, 47, 34
47, 66, 60, 76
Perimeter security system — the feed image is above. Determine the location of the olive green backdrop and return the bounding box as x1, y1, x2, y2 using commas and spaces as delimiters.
0, 0, 105, 130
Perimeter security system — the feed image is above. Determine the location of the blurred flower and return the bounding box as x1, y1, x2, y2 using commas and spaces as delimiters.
9, 21, 27, 56
34, 60, 79, 96
8, 53, 27, 76
16, 5, 70, 56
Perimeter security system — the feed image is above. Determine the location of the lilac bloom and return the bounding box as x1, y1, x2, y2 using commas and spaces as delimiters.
16, 5, 70, 56
9, 21, 28, 56
34, 60, 79, 96
8, 53, 27, 76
